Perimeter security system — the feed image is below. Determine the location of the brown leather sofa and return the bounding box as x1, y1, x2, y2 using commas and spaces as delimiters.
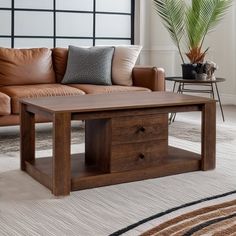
0, 47, 165, 126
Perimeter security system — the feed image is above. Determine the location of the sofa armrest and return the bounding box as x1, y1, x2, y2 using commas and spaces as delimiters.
0, 92, 11, 115
132, 66, 165, 91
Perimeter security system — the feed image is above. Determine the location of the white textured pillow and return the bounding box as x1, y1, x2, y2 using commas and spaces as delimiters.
112, 45, 142, 86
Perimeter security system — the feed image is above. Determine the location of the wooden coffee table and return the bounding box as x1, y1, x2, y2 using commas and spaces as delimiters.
20, 92, 216, 196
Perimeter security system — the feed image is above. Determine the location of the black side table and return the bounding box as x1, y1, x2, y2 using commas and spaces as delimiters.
166, 77, 226, 122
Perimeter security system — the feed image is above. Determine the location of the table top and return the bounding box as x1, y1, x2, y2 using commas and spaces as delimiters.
20, 91, 215, 114
166, 77, 226, 83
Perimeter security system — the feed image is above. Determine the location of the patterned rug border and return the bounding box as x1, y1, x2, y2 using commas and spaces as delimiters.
142, 199, 236, 236
109, 190, 236, 236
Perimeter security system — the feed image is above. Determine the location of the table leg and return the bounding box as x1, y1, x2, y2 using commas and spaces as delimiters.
52, 113, 71, 196
173, 81, 177, 92
169, 82, 177, 123
214, 83, 225, 122
20, 104, 35, 171
210, 83, 215, 99
201, 102, 216, 170
171, 82, 183, 122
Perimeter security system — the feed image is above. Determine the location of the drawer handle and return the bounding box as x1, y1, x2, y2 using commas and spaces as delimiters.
139, 153, 145, 160
138, 126, 146, 133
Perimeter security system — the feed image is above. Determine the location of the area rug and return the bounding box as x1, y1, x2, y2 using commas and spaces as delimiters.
0, 117, 236, 236
0, 123, 85, 154
141, 199, 236, 236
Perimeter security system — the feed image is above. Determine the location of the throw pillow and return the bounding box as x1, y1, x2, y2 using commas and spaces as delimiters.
112, 45, 142, 86
61, 46, 114, 85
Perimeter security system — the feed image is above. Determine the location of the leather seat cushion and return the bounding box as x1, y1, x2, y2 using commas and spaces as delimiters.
69, 84, 151, 94
0, 47, 56, 86
0, 84, 85, 114
0, 92, 11, 115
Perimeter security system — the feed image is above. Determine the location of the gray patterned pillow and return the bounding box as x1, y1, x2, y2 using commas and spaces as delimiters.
61, 46, 114, 85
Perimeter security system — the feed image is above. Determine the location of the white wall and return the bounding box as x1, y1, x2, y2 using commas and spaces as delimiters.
137, 0, 236, 105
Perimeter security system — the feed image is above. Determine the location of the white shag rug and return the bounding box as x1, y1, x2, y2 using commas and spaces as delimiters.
0, 117, 236, 236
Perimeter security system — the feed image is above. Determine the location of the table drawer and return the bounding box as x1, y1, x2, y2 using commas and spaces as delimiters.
112, 114, 168, 144
110, 139, 168, 172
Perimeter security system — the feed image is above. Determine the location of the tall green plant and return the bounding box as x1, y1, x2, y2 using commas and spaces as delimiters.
153, 0, 232, 64
153, 0, 185, 63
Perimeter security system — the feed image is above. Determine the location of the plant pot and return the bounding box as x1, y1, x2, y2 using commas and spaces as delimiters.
182, 63, 197, 79
195, 73, 207, 80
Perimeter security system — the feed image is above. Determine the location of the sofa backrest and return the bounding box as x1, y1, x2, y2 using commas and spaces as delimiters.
52, 48, 68, 83
0, 47, 56, 86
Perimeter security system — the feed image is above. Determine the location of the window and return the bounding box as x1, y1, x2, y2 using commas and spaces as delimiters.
0, 0, 134, 48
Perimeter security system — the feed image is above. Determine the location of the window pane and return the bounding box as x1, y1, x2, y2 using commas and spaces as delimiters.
0, 11, 11, 35
14, 38, 53, 48
0, 38, 11, 47
56, 13, 93, 37
95, 39, 131, 46
56, 39, 93, 48
15, 11, 53, 36
56, 0, 93, 11
96, 0, 131, 13
0, 0, 11, 8
15, 0, 53, 9
96, 14, 131, 38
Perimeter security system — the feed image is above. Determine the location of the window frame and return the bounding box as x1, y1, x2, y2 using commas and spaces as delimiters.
0, 0, 135, 48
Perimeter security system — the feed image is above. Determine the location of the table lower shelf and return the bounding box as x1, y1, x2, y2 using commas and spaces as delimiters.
25, 146, 201, 191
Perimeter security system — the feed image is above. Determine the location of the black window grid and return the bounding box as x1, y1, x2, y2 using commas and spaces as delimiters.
0, 0, 135, 48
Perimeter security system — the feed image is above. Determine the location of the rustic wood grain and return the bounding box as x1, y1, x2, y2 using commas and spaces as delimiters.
22, 147, 201, 191
52, 113, 71, 196
110, 139, 168, 172
19, 92, 216, 196
20, 92, 213, 113
111, 114, 168, 144
20, 103, 35, 171
201, 102, 216, 170
85, 119, 111, 172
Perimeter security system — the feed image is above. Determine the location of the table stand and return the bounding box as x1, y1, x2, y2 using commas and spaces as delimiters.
168, 77, 225, 122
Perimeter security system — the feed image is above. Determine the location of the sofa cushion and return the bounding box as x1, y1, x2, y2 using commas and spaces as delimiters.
112, 45, 142, 86
61, 46, 115, 85
0, 47, 56, 86
69, 84, 151, 94
52, 48, 68, 83
0, 92, 11, 115
0, 84, 85, 114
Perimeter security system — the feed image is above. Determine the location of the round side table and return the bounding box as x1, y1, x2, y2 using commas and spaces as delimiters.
166, 77, 226, 122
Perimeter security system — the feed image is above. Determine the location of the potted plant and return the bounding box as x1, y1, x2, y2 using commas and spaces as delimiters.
153, 0, 232, 79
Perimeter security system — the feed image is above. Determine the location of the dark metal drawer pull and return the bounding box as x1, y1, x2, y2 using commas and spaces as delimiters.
139, 153, 145, 159
138, 126, 146, 133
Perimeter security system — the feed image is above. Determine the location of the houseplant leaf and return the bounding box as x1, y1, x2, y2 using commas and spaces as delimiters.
185, 0, 232, 63
153, 0, 232, 64
153, 0, 186, 63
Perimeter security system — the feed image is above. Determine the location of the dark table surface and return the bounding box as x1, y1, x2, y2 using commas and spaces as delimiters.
166, 77, 226, 83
